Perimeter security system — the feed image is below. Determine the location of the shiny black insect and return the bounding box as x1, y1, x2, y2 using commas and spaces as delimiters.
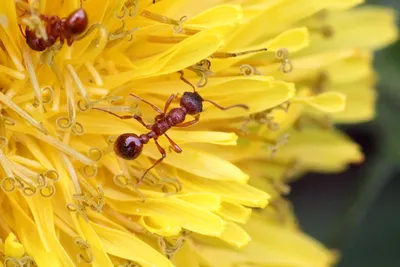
95, 72, 249, 186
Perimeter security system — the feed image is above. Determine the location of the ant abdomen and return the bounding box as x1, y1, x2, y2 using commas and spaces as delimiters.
114, 133, 144, 160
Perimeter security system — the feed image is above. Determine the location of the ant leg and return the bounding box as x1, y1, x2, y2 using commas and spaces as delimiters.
66, 36, 74, 46
129, 94, 163, 114
18, 24, 26, 38
174, 115, 199, 127
164, 133, 182, 153
178, 71, 196, 92
92, 108, 152, 129
163, 94, 175, 113
203, 99, 249, 111
137, 139, 166, 186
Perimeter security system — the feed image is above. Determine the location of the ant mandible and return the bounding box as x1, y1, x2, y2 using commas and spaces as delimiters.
94, 72, 249, 186
19, 0, 88, 51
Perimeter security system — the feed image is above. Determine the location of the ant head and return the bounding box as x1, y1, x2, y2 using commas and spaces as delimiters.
180, 92, 203, 115
114, 133, 143, 160
64, 8, 88, 37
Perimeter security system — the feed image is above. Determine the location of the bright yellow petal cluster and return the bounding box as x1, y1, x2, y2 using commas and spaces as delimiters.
0, 0, 397, 267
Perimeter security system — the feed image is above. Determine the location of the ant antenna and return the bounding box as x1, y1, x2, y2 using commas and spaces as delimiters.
203, 99, 249, 111
212, 48, 268, 59
178, 71, 196, 92
18, 24, 26, 38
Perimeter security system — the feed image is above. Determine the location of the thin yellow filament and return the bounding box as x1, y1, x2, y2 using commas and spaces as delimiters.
0, 92, 48, 134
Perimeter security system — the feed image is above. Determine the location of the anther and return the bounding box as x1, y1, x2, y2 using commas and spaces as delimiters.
309, 25, 335, 38
75, 238, 93, 264
276, 48, 293, 73
239, 64, 262, 76
66, 203, 89, 222
141, 10, 188, 34
187, 59, 215, 87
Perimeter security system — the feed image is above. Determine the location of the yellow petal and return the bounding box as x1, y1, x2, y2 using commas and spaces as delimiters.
216, 201, 252, 224
275, 128, 364, 172
140, 216, 182, 237
332, 79, 376, 123
8, 196, 62, 267
200, 80, 295, 121
296, 91, 347, 113
219, 222, 251, 248
25, 197, 75, 266
144, 145, 249, 183
179, 170, 270, 208
299, 6, 398, 55
175, 193, 221, 212
91, 223, 174, 267
107, 197, 226, 236
4, 233, 25, 259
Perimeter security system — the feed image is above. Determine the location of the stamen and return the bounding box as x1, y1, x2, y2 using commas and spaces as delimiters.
39, 183, 56, 197
126, 0, 139, 18
77, 95, 124, 112
158, 231, 190, 259
66, 203, 88, 222
22, 45, 42, 107
211, 48, 268, 59
87, 147, 103, 162
309, 25, 335, 38
141, 10, 187, 34
276, 48, 293, 73
147, 35, 187, 44
268, 133, 290, 157
71, 122, 85, 136
21, 185, 37, 196
82, 164, 98, 178
113, 173, 130, 188
66, 64, 90, 112
33, 133, 95, 166
75, 238, 93, 264
313, 71, 329, 94
0, 64, 25, 80
0, 177, 17, 192
187, 59, 215, 88
72, 184, 104, 212
160, 177, 182, 194
0, 96, 45, 133
113, 172, 146, 200
239, 64, 262, 76
108, 24, 139, 42
115, 5, 127, 20
84, 62, 103, 86
61, 154, 82, 194
40, 86, 54, 104
9, 156, 43, 170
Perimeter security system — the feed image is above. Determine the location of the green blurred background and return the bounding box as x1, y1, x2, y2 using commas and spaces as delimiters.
289, 1, 400, 266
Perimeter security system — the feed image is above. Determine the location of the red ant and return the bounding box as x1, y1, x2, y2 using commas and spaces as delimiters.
19, 1, 88, 51
94, 72, 249, 186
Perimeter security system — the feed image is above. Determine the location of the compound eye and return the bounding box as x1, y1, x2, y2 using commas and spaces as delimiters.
114, 134, 143, 160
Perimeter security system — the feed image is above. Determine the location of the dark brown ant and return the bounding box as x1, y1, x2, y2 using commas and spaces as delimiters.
94, 72, 249, 186
19, 1, 88, 51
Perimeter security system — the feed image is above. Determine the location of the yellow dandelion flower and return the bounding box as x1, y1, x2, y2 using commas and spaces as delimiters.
0, 0, 397, 267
